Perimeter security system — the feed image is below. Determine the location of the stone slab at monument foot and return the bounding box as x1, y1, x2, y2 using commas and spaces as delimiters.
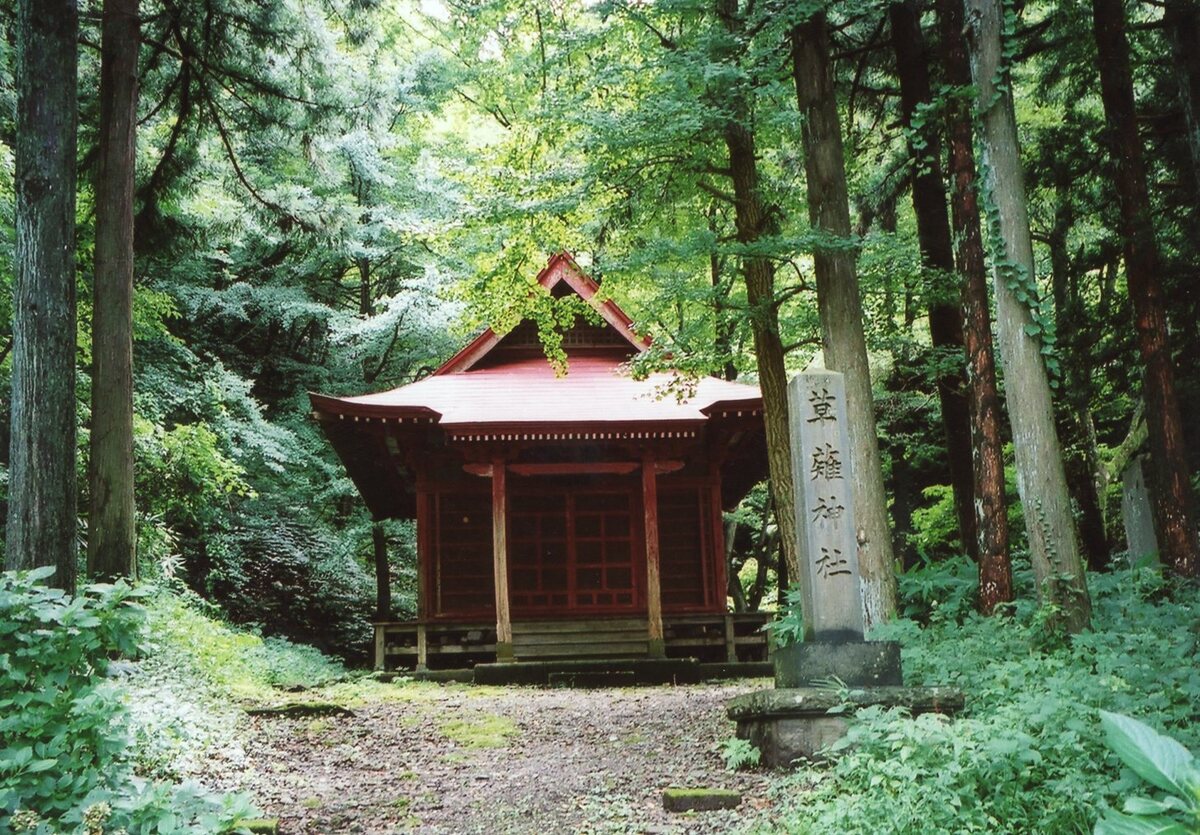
727, 686, 965, 767
725, 370, 962, 768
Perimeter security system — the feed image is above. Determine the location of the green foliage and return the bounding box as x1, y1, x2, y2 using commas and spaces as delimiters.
719, 737, 762, 772
895, 554, 982, 623
1094, 712, 1200, 834
759, 566, 1200, 835
909, 452, 1026, 563
141, 587, 348, 704
0, 570, 260, 833
0, 569, 145, 820
206, 510, 377, 662
766, 586, 807, 649
135, 418, 255, 527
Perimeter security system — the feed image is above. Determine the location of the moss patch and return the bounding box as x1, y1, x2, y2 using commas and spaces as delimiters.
662, 788, 742, 813
438, 713, 517, 748
305, 718, 332, 735
308, 679, 507, 710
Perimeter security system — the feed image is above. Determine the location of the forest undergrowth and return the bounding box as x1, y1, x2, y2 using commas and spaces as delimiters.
759, 561, 1200, 834
3, 561, 1198, 834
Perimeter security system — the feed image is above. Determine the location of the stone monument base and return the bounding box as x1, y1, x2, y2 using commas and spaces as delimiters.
772, 640, 902, 688
726, 686, 965, 768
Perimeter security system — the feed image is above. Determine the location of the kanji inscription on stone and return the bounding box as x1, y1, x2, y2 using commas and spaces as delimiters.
815, 547, 853, 578
810, 443, 843, 480
787, 370, 865, 641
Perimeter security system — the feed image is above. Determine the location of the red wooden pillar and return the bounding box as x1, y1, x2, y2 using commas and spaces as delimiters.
415, 487, 430, 670
492, 458, 514, 661
709, 477, 728, 611
642, 453, 666, 658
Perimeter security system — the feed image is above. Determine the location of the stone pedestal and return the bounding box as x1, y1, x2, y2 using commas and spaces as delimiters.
727, 686, 965, 767
773, 640, 902, 688
728, 369, 963, 770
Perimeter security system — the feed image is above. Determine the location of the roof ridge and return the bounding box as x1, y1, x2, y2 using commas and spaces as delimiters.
432, 253, 651, 376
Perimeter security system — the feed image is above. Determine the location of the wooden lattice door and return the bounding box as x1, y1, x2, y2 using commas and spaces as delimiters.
509, 488, 641, 615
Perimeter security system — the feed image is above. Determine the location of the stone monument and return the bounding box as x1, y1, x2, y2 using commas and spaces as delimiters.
772, 370, 900, 688
726, 369, 963, 767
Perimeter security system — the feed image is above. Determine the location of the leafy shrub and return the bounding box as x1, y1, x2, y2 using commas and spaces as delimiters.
765, 587, 806, 648
206, 508, 375, 663
1094, 711, 1199, 834
894, 553, 982, 623
0, 569, 145, 820
756, 566, 1200, 835
0, 569, 260, 833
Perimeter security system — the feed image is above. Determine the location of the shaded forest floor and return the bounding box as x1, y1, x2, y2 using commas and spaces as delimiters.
234, 679, 777, 834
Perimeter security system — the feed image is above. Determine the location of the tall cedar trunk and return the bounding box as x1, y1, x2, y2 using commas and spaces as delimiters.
5, 0, 79, 591
888, 0, 978, 564
1165, 0, 1200, 196
965, 0, 1091, 629
373, 522, 391, 619
792, 13, 898, 628
1093, 0, 1199, 577
936, 0, 1015, 609
937, 0, 1015, 612
89, 0, 140, 581
715, 0, 801, 586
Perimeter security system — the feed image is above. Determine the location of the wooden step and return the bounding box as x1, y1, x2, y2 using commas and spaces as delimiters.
514, 630, 649, 647
514, 641, 650, 659
512, 618, 647, 635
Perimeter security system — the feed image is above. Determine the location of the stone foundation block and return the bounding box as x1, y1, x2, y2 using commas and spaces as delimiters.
772, 640, 902, 688
662, 788, 742, 812
727, 686, 965, 767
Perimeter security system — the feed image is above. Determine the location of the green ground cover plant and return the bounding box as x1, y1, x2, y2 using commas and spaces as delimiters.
0, 570, 262, 833
1, 570, 354, 833
755, 564, 1200, 835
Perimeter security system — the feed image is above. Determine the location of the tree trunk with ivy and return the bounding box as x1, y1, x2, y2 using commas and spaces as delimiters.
965, 0, 1090, 630
888, 0, 977, 566
792, 11, 897, 629
5, 0, 79, 592
714, 0, 801, 586
89, 0, 140, 582
936, 0, 1013, 614
1093, 0, 1199, 578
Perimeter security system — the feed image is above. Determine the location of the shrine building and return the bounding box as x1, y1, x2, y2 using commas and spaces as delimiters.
311, 253, 770, 671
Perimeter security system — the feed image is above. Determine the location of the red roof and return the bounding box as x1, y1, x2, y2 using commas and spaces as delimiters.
312, 354, 762, 430
434, 252, 652, 375
309, 252, 762, 430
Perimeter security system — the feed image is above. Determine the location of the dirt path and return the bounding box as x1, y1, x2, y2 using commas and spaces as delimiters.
241, 680, 777, 834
